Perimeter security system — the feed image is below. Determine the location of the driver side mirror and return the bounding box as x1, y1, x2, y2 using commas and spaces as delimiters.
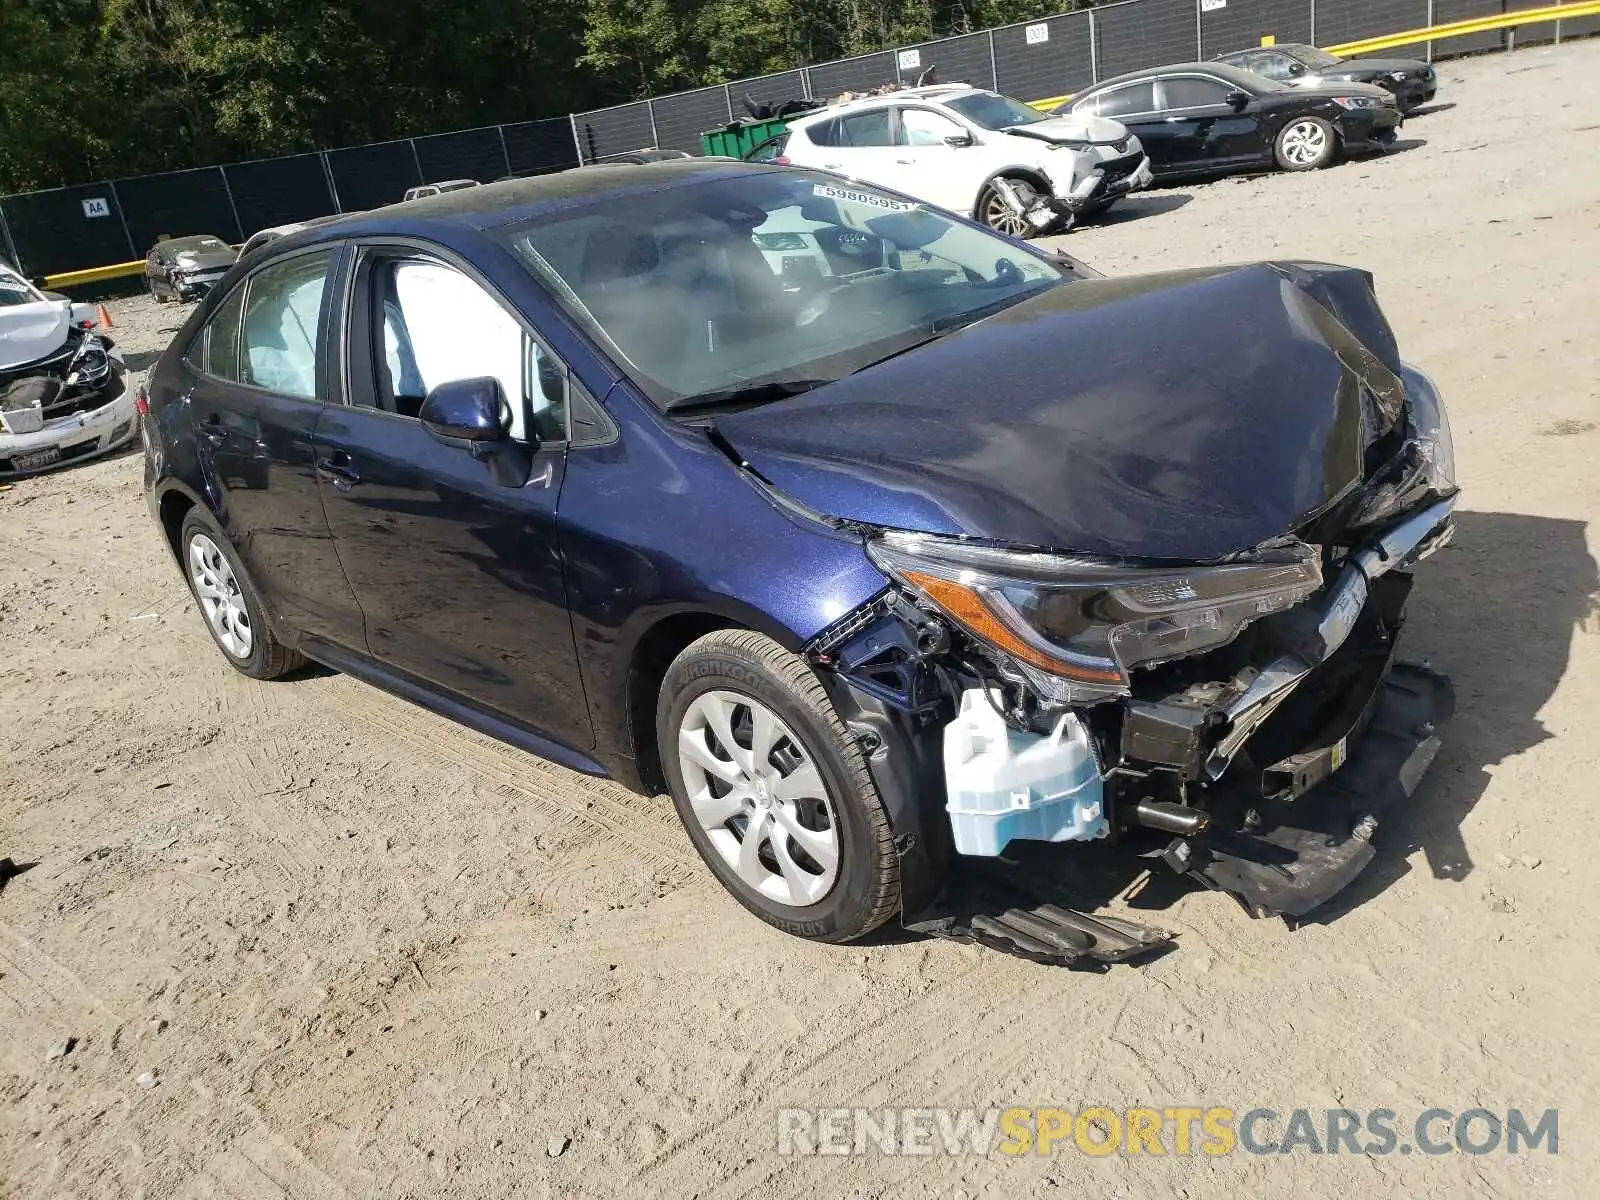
1225, 90, 1251, 111
1286, 61, 1307, 77
943, 132, 975, 148
29, 275, 49, 289
419, 377, 512, 445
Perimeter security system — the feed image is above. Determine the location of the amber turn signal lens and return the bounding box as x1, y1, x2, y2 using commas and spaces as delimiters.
901, 569, 1124, 685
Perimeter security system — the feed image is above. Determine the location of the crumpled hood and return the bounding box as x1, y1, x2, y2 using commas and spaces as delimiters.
1295, 77, 1404, 99
713, 262, 1405, 562
0, 301, 71, 370
1007, 114, 1130, 145
1320, 56, 1430, 78
173, 247, 238, 270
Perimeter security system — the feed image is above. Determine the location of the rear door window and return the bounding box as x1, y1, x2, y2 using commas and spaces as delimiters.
1157, 77, 1233, 110
835, 109, 894, 147
1092, 82, 1157, 118
237, 250, 334, 399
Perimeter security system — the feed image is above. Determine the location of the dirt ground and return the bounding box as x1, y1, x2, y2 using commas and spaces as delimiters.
4, 40, 1600, 1199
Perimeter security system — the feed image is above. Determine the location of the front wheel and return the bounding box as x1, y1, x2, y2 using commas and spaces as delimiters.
978, 177, 1051, 238
1274, 116, 1337, 171
657, 630, 900, 942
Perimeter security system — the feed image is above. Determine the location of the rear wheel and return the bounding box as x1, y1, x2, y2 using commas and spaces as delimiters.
657, 630, 899, 942
1274, 117, 1337, 171
179, 512, 304, 679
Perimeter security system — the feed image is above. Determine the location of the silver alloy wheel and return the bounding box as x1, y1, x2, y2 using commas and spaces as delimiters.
1280, 119, 1330, 166
188, 533, 253, 660
981, 184, 1032, 237
677, 689, 841, 908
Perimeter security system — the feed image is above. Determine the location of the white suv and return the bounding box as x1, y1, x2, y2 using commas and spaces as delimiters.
777, 85, 1152, 236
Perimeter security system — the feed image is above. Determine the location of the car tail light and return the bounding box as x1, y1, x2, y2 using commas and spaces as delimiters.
133, 383, 149, 416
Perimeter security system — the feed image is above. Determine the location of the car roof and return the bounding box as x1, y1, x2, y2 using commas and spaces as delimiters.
346, 159, 784, 230
1080, 61, 1266, 93
790, 83, 984, 122
158, 234, 232, 250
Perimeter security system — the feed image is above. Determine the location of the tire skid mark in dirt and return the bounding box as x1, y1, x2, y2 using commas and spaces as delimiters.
713, 944, 1221, 1200
177, 1078, 357, 1200
325, 678, 700, 878
629, 957, 1013, 1190
0, 919, 125, 1050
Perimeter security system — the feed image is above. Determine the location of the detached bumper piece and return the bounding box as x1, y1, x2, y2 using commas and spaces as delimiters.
905, 867, 1175, 970
1191, 661, 1453, 919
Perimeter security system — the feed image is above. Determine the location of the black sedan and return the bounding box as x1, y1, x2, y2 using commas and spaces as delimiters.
1058, 63, 1399, 180
1217, 43, 1437, 112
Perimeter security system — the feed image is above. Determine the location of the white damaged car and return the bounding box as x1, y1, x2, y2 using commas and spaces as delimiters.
777, 84, 1153, 237
1, 262, 133, 479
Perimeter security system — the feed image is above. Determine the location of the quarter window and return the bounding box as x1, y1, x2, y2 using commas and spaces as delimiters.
194, 285, 246, 381
238, 251, 332, 399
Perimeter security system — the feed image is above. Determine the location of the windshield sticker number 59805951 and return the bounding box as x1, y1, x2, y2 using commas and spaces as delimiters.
811, 184, 917, 213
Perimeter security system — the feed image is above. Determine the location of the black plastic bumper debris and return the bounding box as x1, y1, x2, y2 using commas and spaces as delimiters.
1191, 661, 1455, 919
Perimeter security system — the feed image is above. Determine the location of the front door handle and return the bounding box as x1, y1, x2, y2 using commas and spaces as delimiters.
316, 451, 362, 492
895, 158, 915, 164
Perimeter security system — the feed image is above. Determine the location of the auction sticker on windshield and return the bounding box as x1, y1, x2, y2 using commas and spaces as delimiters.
812, 184, 917, 212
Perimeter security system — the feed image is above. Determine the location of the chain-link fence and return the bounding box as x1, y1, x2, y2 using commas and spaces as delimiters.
2, 0, 1589, 278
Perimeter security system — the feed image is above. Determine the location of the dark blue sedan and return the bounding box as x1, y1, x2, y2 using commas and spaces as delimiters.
142, 160, 1459, 964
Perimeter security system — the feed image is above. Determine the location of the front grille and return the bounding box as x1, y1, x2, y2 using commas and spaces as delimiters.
1098, 151, 1146, 184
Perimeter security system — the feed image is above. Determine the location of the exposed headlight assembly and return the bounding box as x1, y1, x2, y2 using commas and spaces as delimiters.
1332, 95, 1384, 109
866, 533, 1323, 705
64, 334, 113, 390
1351, 364, 1457, 529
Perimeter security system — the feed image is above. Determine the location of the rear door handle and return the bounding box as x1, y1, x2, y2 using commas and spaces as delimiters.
895, 158, 915, 164
315, 451, 362, 492
198, 416, 228, 446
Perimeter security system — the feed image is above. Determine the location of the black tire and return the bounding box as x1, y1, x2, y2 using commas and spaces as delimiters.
977, 176, 1050, 239
657, 630, 900, 942
178, 511, 304, 680
1273, 116, 1337, 171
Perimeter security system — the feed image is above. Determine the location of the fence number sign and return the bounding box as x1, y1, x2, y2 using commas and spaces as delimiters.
898, 49, 921, 71
1025, 23, 1049, 45
1201, 0, 1227, 10
81, 197, 111, 218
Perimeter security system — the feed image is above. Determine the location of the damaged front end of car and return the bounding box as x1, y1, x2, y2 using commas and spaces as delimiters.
0, 327, 132, 477
800, 364, 1458, 967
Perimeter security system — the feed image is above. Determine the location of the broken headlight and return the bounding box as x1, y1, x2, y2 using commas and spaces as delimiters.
65, 336, 112, 389
866, 533, 1323, 705
1351, 364, 1457, 530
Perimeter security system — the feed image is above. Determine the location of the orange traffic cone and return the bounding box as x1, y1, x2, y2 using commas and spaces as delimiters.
96, 303, 114, 329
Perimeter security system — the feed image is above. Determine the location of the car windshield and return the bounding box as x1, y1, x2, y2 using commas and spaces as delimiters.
171, 237, 229, 253
944, 91, 1045, 130
501, 169, 1067, 411
1286, 44, 1344, 69
0, 270, 40, 306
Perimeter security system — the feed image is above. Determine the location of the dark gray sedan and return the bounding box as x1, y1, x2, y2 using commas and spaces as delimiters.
145, 235, 239, 304
1218, 43, 1437, 111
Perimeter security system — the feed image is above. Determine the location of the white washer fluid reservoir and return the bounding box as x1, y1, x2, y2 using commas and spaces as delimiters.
942, 689, 1108, 857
